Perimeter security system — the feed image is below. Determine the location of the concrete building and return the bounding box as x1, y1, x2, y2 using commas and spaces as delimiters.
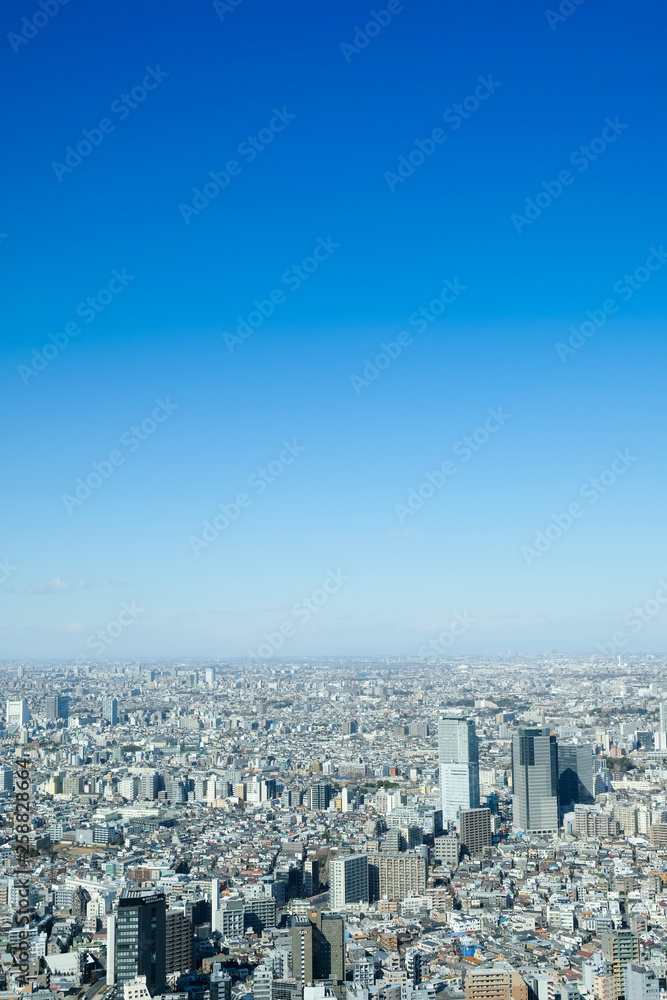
367, 853, 427, 901
459, 807, 492, 856
624, 964, 659, 1000
329, 854, 369, 907
558, 743, 595, 811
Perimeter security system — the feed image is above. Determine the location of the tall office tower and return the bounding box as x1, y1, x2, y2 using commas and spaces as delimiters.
6, 699, 30, 727
329, 854, 369, 908
165, 909, 193, 974
17, 666, 24, 679
438, 717, 480, 826
0, 769, 13, 793
291, 912, 344, 984
459, 807, 492, 856
205, 667, 215, 686
511, 728, 559, 836
211, 877, 220, 914
309, 782, 332, 811
45, 695, 69, 720
602, 930, 640, 997
116, 889, 166, 996
312, 911, 344, 982
558, 744, 595, 811
624, 964, 659, 1000
291, 916, 313, 984
103, 696, 119, 725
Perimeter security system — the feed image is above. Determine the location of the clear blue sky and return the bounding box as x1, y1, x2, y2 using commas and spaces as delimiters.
2, 0, 666, 659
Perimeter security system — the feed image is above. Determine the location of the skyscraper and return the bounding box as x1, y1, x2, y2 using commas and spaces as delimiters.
6, 699, 30, 727
310, 782, 332, 811
45, 695, 69, 720
116, 889, 166, 996
291, 911, 344, 984
329, 854, 369, 908
103, 696, 119, 725
165, 908, 193, 974
511, 728, 559, 836
558, 744, 595, 812
438, 717, 480, 825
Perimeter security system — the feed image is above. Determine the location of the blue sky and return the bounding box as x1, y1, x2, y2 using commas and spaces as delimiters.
2, 0, 666, 659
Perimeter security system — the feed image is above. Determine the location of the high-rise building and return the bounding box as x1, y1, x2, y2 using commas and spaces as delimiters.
438, 717, 480, 826
310, 782, 332, 811
602, 931, 640, 998
511, 728, 559, 836
210, 966, 232, 1000
367, 853, 427, 901
45, 695, 69, 720
140, 771, 159, 801
6, 699, 30, 727
625, 964, 659, 1000
107, 914, 116, 986
116, 889, 166, 996
459, 807, 492, 856
165, 909, 193, 974
291, 916, 313, 984
558, 744, 595, 811
291, 911, 344, 984
103, 697, 119, 725
303, 857, 319, 897
329, 854, 369, 908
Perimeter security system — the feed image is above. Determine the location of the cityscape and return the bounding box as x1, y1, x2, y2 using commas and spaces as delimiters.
5, 655, 667, 1000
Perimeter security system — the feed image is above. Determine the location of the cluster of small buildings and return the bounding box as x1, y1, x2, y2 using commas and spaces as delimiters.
1, 655, 667, 1000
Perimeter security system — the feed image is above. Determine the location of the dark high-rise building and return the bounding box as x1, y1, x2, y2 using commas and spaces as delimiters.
459, 807, 492, 856
103, 696, 119, 725
291, 911, 344, 984
116, 889, 166, 996
165, 908, 193, 974
46, 695, 69, 720
310, 782, 332, 811
511, 728, 559, 836
558, 744, 595, 813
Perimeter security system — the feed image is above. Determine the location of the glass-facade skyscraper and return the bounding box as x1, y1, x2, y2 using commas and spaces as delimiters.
438, 717, 480, 826
512, 727, 559, 836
